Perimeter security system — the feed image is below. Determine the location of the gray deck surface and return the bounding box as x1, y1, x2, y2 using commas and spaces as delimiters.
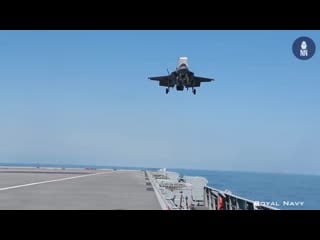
0, 168, 161, 210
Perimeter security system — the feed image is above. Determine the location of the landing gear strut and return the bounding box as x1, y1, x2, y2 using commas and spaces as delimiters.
166, 88, 169, 94
192, 88, 196, 95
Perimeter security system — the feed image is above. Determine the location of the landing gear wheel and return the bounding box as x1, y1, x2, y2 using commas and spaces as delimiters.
193, 89, 196, 95
166, 88, 169, 94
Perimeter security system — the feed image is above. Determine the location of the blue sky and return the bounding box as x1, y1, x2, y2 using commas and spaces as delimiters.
0, 30, 319, 174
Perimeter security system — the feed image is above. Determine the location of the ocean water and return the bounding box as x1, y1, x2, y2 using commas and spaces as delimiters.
1, 163, 319, 210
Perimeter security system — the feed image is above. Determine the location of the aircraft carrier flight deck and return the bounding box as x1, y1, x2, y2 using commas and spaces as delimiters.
0, 167, 161, 210
0, 167, 276, 210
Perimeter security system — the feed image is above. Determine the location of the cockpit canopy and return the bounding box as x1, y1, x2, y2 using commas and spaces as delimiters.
177, 57, 189, 69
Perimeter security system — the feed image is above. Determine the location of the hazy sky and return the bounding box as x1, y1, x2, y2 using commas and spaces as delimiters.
0, 30, 319, 174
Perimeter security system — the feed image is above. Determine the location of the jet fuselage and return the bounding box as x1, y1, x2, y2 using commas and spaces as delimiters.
175, 60, 191, 90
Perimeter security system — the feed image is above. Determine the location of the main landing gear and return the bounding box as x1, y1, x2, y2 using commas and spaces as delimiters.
166, 88, 169, 94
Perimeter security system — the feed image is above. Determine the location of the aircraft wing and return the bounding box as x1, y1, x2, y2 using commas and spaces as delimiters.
148, 75, 175, 87
191, 76, 214, 87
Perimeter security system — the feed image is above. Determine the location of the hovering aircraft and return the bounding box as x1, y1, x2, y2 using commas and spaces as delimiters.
148, 57, 214, 95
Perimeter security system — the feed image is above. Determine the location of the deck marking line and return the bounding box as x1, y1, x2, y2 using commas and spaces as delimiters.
0, 171, 114, 192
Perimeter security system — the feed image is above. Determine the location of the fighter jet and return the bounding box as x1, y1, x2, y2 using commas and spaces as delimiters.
148, 57, 214, 95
